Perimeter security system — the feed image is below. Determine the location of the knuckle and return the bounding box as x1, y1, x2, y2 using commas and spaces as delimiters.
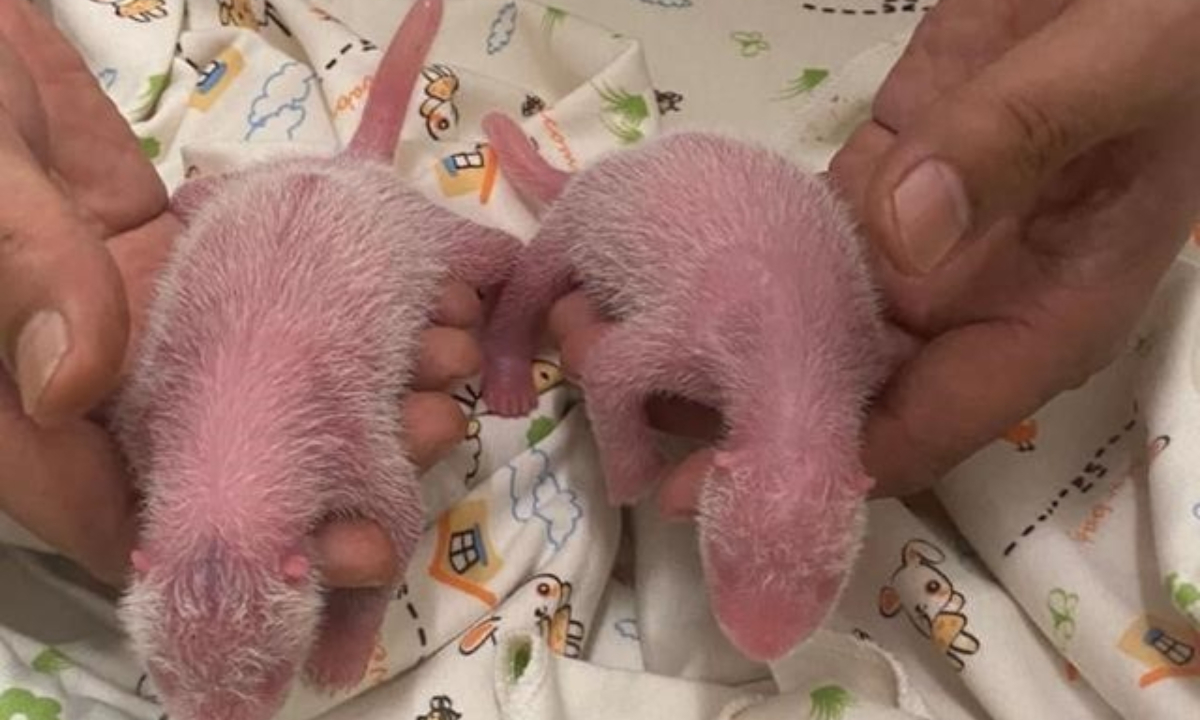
992, 91, 1077, 180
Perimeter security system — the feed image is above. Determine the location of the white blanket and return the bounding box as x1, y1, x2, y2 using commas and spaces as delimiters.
2, 1, 1199, 719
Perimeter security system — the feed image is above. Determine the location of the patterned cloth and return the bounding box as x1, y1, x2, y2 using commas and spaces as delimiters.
2, 1, 1200, 719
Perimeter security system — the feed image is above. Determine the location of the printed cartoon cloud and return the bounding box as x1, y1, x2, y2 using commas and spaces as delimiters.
244, 61, 317, 141
487, 2, 518, 54
507, 448, 583, 550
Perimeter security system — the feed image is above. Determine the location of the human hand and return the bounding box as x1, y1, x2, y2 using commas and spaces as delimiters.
0, 2, 476, 587
547, 0, 1200, 509
829, 0, 1200, 495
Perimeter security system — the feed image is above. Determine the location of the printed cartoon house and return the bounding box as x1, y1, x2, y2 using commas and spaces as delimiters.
435, 144, 497, 203
1117, 614, 1200, 687
428, 499, 503, 606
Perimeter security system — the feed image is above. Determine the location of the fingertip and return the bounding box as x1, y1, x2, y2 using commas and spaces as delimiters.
861, 411, 933, 499
402, 391, 468, 470
434, 280, 483, 328
314, 520, 398, 588
656, 449, 717, 521
414, 327, 481, 390
559, 323, 611, 382
3, 238, 130, 426
547, 291, 603, 345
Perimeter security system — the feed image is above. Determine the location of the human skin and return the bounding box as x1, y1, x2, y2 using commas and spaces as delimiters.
0, 0, 481, 588
547, 0, 1200, 512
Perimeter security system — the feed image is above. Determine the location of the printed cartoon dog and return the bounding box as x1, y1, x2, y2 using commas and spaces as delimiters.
879, 539, 980, 671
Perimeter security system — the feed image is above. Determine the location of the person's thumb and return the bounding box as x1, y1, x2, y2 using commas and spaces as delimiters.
865, 0, 1200, 276
0, 147, 129, 426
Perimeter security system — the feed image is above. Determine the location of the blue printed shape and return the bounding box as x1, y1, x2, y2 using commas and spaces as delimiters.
244, 61, 317, 141
614, 618, 640, 640
96, 68, 118, 90
507, 448, 584, 551
487, 2, 518, 54
640, 0, 693, 7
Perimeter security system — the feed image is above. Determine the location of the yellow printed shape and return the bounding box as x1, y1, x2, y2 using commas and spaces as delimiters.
435, 144, 497, 203
427, 499, 502, 606
189, 47, 246, 112
364, 641, 388, 687
1116, 614, 1200, 687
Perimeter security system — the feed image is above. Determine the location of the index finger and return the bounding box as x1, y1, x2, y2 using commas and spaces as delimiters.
862, 318, 1080, 496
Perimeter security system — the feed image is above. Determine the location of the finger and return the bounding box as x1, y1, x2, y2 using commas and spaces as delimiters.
106, 214, 180, 376
0, 39, 50, 166
862, 318, 1087, 497
865, 0, 1200, 276
0, 385, 136, 586
547, 292, 607, 374
656, 448, 718, 520
0, 143, 129, 425
313, 520, 398, 588
871, 0, 1071, 131
0, 1, 168, 231
433, 280, 482, 329
546, 292, 612, 383
412, 327, 480, 390
402, 391, 468, 470
828, 121, 896, 227
546, 291, 604, 344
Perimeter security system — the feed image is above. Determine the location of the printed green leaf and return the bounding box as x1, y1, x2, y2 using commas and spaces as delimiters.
526, 416, 556, 447
601, 116, 644, 145
138, 136, 162, 160
509, 639, 532, 680
31, 648, 71, 675
778, 68, 829, 100
542, 6, 567, 36
809, 684, 852, 720
0, 688, 63, 720
136, 72, 170, 115
730, 30, 770, 57
1167, 572, 1200, 611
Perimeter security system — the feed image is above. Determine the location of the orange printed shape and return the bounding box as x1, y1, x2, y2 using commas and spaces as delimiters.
427, 500, 501, 606
1003, 418, 1037, 450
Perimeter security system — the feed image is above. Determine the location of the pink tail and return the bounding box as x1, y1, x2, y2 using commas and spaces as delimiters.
441, 221, 522, 291
346, 0, 444, 159
479, 234, 575, 417
481, 112, 572, 206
